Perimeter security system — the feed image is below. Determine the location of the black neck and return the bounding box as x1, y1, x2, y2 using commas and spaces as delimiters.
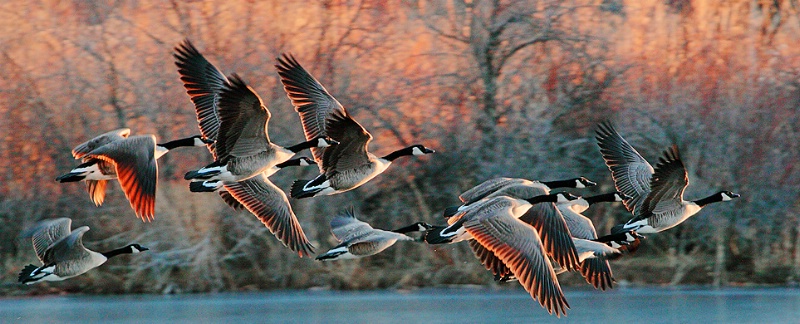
594, 232, 628, 244
101, 245, 133, 258
276, 158, 305, 168
540, 179, 576, 189
158, 137, 198, 150
693, 193, 722, 207
382, 147, 415, 162
286, 139, 318, 153
585, 192, 618, 205
392, 222, 426, 234
525, 194, 558, 205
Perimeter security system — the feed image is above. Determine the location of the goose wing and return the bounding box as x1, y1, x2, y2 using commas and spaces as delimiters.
174, 39, 227, 158
86, 135, 157, 221
218, 190, 245, 210
41, 226, 92, 267
579, 257, 614, 291
85, 180, 109, 206
329, 208, 374, 242
321, 109, 372, 174
468, 239, 513, 280
464, 212, 569, 317
215, 74, 270, 162
459, 178, 525, 205
632, 145, 688, 224
23, 218, 73, 264
556, 205, 598, 240
224, 174, 314, 257
596, 121, 654, 213
346, 233, 400, 257
276, 53, 345, 165
72, 128, 131, 159
519, 202, 581, 272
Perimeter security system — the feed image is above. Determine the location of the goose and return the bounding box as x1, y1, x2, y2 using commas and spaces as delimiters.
18, 218, 148, 284
442, 176, 597, 218
484, 190, 640, 287
429, 185, 582, 273
175, 40, 327, 257
56, 128, 210, 221
181, 73, 335, 184
428, 193, 578, 317
315, 208, 432, 261
596, 121, 740, 233
490, 230, 643, 284
174, 40, 318, 211
275, 54, 435, 199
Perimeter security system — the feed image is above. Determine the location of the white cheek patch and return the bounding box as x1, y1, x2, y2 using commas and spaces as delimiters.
556, 194, 570, 203
721, 193, 732, 201
614, 194, 624, 202
193, 138, 207, 146
412, 147, 424, 156
575, 180, 586, 188
299, 160, 310, 166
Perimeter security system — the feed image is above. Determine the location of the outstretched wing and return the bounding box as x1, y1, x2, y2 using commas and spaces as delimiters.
215, 74, 270, 162
321, 109, 372, 174
596, 121, 654, 213
23, 218, 73, 264
632, 145, 688, 223
329, 208, 374, 242
174, 39, 228, 158
72, 128, 130, 159
87, 135, 157, 221
276, 53, 346, 164
465, 215, 569, 317
224, 174, 314, 257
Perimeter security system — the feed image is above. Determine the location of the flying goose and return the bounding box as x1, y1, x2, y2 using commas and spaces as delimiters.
490, 230, 642, 284
18, 218, 148, 284
56, 128, 210, 221
175, 42, 328, 257
315, 208, 432, 261
596, 121, 740, 233
442, 176, 597, 218
182, 73, 335, 184
429, 185, 582, 273
174, 40, 318, 211
430, 193, 577, 316
275, 54, 435, 199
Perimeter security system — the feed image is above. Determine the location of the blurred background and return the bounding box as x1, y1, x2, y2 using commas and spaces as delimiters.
0, 0, 798, 295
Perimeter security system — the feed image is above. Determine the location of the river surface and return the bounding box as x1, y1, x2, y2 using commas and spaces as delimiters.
1, 287, 798, 323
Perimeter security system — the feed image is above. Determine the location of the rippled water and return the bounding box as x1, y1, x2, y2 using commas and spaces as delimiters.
2, 287, 798, 323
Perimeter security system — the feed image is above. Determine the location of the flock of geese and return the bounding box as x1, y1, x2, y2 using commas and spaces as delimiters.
16, 39, 740, 317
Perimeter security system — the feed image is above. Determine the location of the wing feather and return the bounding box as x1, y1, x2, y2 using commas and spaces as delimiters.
224, 174, 314, 257
595, 121, 654, 213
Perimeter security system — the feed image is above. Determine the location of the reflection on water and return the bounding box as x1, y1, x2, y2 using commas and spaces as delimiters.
1, 287, 799, 323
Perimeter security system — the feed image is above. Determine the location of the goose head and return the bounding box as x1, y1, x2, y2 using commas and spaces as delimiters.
312, 136, 339, 148
194, 135, 215, 146
613, 191, 631, 202
297, 157, 315, 166
393, 222, 433, 234
128, 244, 149, 253
574, 177, 597, 188
555, 192, 580, 203
410, 144, 436, 156
719, 191, 740, 201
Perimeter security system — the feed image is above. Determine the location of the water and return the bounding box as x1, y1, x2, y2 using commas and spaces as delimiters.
1, 287, 798, 323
